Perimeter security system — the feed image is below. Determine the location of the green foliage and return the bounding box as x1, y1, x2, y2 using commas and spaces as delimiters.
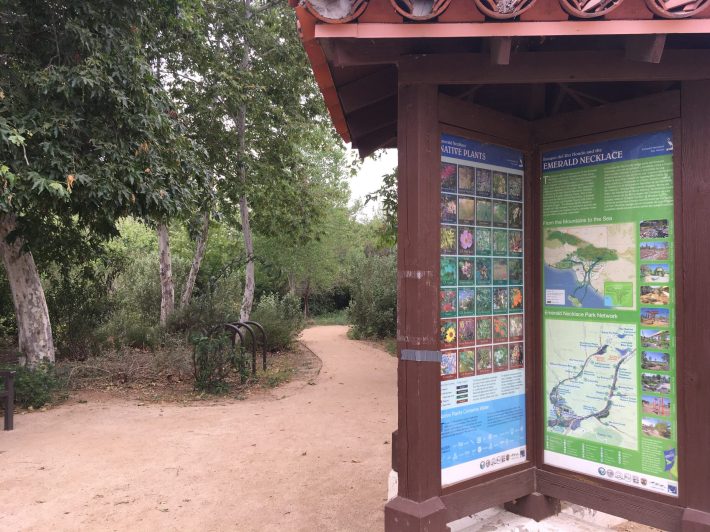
365, 166, 398, 248
0, 1, 204, 246
250, 293, 304, 352
1, 362, 63, 409
347, 253, 397, 339
191, 332, 237, 394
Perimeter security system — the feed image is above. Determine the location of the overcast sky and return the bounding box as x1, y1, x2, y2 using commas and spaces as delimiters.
348, 148, 397, 219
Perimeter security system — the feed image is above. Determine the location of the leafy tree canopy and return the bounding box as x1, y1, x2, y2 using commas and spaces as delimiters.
0, 0, 205, 246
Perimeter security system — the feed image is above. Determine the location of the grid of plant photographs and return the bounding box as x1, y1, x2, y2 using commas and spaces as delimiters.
638, 219, 675, 442
440, 161, 525, 381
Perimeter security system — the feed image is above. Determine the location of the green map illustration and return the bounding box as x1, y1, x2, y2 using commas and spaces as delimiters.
544, 224, 636, 310
546, 320, 638, 450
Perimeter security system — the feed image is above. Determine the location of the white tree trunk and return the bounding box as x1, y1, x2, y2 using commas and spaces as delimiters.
0, 214, 55, 365
239, 195, 255, 322
180, 212, 210, 310
157, 223, 174, 326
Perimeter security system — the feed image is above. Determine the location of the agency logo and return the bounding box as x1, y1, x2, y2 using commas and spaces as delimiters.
598, 467, 606, 476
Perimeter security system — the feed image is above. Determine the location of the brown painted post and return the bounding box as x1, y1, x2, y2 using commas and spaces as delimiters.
679, 80, 710, 532
384, 84, 447, 531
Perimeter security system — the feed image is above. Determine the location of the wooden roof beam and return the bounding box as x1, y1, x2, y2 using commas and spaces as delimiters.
625, 34, 667, 64
399, 50, 710, 84
354, 124, 397, 158
338, 68, 397, 115
347, 96, 397, 139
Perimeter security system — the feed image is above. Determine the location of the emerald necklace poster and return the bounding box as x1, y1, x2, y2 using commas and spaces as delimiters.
542, 130, 678, 497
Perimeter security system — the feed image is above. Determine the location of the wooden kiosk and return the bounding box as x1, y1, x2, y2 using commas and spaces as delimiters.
289, 3, 710, 530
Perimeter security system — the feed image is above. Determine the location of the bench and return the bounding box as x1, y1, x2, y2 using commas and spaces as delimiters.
0, 371, 14, 430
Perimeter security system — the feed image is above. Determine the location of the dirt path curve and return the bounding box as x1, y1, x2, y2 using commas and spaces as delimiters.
0, 326, 397, 532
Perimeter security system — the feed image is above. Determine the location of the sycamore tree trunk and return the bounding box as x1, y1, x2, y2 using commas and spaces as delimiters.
239, 193, 255, 322
157, 223, 174, 326
180, 212, 210, 310
237, 3, 255, 323
0, 214, 55, 365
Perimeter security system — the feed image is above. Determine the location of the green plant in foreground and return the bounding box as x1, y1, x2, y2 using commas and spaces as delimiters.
0, 362, 63, 409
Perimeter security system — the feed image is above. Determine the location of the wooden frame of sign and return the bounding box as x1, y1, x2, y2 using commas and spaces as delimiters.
385, 75, 710, 532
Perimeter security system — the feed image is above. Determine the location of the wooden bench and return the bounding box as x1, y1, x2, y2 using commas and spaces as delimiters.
0, 371, 14, 430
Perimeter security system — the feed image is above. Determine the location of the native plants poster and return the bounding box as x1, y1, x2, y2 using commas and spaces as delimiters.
542, 130, 679, 497
439, 134, 527, 486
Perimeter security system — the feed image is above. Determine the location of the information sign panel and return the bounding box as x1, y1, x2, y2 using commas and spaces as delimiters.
541, 130, 679, 497
440, 133, 527, 486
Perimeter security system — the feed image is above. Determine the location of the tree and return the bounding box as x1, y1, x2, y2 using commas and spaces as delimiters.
163, 0, 349, 321
0, 1, 203, 364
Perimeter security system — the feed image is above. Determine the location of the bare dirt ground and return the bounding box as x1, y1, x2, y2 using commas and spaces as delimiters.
0, 325, 397, 532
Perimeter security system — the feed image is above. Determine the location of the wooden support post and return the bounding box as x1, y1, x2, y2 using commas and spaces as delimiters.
384, 84, 446, 532
625, 34, 667, 64
679, 80, 710, 532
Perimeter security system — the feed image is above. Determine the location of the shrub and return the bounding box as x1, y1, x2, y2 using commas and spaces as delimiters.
347, 253, 397, 339
1, 362, 62, 409
250, 293, 304, 352
191, 332, 240, 394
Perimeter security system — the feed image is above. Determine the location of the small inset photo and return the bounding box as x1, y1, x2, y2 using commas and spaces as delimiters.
492, 201, 508, 227
508, 230, 523, 256
441, 351, 458, 381
640, 241, 670, 260
476, 258, 492, 285
476, 346, 492, 374
642, 417, 672, 440
458, 288, 476, 316
458, 349, 476, 378
492, 171, 507, 199
493, 345, 509, 372
492, 315, 508, 343
458, 258, 475, 286
476, 227, 492, 255
641, 263, 670, 283
441, 163, 457, 193
640, 219, 669, 239
640, 285, 670, 306
509, 343, 524, 369
441, 226, 457, 255
440, 289, 457, 318
440, 319, 457, 349
492, 229, 508, 256
640, 329, 671, 350
508, 174, 523, 202
475, 287, 492, 315
509, 314, 524, 341
642, 351, 671, 371
493, 287, 509, 314
492, 259, 508, 285
476, 168, 492, 197
641, 307, 670, 327
509, 287, 524, 313
458, 318, 477, 347
642, 373, 671, 394
476, 199, 492, 225
509, 259, 523, 284
441, 257, 457, 287
459, 226, 475, 255
476, 317, 492, 344
508, 202, 523, 229
642, 395, 671, 416
458, 196, 476, 225
458, 165, 475, 195
441, 194, 457, 223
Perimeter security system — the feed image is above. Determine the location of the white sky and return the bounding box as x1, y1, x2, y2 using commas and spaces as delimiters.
347, 148, 398, 219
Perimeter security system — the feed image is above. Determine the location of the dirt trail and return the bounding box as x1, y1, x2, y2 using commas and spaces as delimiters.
0, 326, 397, 532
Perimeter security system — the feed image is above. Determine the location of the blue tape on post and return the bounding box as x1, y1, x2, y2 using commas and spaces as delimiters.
400, 349, 441, 363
